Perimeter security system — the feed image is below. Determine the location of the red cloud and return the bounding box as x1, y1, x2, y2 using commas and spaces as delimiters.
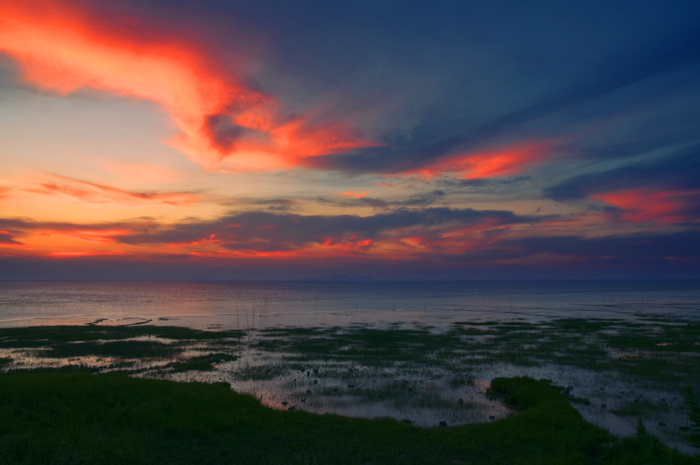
47, 250, 127, 257
58, 229, 132, 244
339, 190, 368, 198
407, 141, 553, 179
592, 188, 700, 224
0, 206, 545, 263
0, 1, 377, 171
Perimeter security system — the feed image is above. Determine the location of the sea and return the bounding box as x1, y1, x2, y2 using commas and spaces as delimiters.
1, 280, 699, 328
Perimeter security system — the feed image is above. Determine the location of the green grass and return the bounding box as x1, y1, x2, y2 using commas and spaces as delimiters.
3, 320, 700, 456
5, 321, 698, 389
312, 380, 460, 410
167, 353, 238, 372
0, 325, 244, 371
1, 371, 696, 465
0, 325, 243, 347
247, 319, 700, 389
685, 390, 700, 449
3, 321, 698, 389
37, 339, 183, 359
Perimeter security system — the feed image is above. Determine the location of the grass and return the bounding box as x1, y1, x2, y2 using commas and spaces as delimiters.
167, 353, 238, 372
1, 371, 696, 464
2, 321, 700, 454
37, 339, 183, 359
5, 320, 697, 388
685, 390, 700, 449
311, 380, 460, 410
247, 319, 700, 390
0, 325, 242, 371
0, 325, 243, 346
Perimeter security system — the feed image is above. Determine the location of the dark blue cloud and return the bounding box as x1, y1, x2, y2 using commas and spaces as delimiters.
0, 231, 21, 245
115, 207, 540, 247
544, 144, 700, 201
228, 0, 700, 174
316, 190, 446, 210
2, 228, 699, 280
307, 27, 700, 174
462, 230, 700, 265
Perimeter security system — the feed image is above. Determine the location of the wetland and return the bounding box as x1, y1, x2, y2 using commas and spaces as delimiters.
1, 316, 699, 456
2, 280, 700, 462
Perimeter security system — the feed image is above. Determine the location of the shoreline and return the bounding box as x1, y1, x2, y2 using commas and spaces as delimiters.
1, 318, 699, 454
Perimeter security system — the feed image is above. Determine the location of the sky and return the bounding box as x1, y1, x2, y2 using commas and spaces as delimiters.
1, 0, 699, 280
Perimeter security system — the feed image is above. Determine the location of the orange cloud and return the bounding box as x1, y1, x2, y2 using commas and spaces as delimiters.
0, 206, 546, 263
408, 141, 553, 179
29, 174, 201, 206
339, 190, 368, 198
0, 1, 377, 172
55, 229, 131, 244
592, 188, 700, 224
47, 250, 127, 257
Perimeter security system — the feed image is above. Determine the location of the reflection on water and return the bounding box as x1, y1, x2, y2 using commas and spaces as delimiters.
2, 280, 700, 328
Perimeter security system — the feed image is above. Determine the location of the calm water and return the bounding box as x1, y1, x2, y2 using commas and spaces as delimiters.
1, 280, 699, 328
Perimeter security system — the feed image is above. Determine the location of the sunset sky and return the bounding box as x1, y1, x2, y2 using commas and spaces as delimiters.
1, 0, 699, 280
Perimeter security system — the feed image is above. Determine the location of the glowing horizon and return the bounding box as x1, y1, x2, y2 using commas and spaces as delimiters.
1, 0, 699, 279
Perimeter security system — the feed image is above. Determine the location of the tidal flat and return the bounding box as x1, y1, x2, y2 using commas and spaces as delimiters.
5, 371, 697, 465
1, 317, 699, 457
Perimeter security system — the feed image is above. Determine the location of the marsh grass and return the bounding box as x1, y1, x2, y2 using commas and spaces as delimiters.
685, 390, 700, 449
37, 340, 184, 359
167, 353, 238, 372
0, 326, 242, 373
3, 319, 699, 391
2, 319, 700, 452
308, 379, 461, 410
0, 325, 243, 346
249, 319, 700, 388
2, 371, 696, 465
